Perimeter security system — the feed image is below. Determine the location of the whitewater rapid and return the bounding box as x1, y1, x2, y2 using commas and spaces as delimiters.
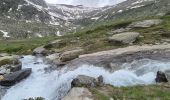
2, 56, 170, 100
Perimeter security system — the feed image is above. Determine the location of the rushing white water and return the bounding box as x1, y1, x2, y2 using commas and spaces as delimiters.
2, 56, 170, 100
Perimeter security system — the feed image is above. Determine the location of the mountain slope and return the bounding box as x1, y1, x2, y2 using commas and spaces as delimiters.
0, 0, 170, 39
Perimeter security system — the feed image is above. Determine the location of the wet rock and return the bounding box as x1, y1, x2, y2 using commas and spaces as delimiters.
56, 62, 67, 67
62, 87, 93, 100
108, 63, 121, 71
155, 71, 168, 83
10, 64, 22, 72
71, 75, 103, 88
128, 19, 162, 28
97, 75, 103, 84
0, 68, 32, 86
60, 48, 84, 62
34, 62, 40, 64
46, 53, 60, 61
33, 46, 47, 56
108, 32, 139, 44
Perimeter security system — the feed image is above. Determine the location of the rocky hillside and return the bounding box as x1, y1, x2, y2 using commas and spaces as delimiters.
0, 0, 170, 39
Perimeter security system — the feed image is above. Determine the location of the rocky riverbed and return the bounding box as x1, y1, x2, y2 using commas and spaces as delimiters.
1, 44, 170, 100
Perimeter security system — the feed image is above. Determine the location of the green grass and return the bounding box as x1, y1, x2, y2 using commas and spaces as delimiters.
0, 37, 57, 54
90, 84, 170, 100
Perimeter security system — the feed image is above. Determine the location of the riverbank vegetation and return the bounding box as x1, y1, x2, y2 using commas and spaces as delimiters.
90, 84, 170, 100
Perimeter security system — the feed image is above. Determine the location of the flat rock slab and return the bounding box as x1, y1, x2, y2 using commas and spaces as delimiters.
108, 32, 140, 44
65, 44, 170, 71
0, 68, 32, 86
60, 48, 84, 62
128, 19, 162, 28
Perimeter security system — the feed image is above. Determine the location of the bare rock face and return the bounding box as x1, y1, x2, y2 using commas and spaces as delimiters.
128, 19, 162, 28
71, 75, 103, 88
108, 32, 140, 44
62, 87, 93, 100
60, 48, 84, 62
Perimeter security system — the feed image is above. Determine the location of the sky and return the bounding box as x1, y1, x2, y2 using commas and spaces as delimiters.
45, 0, 126, 7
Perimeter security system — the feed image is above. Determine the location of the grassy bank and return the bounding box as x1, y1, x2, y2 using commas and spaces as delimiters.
90, 84, 170, 100
0, 37, 57, 54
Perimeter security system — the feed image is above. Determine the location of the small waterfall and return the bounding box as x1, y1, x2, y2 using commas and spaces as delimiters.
2, 56, 170, 100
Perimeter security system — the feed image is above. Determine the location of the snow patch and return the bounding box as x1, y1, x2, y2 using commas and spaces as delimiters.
118, 10, 123, 13
130, 5, 144, 9
0, 30, 10, 38
56, 31, 62, 36
36, 33, 43, 37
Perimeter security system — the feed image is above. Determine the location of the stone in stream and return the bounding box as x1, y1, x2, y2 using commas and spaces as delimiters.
155, 71, 168, 83
62, 87, 93, 100
108, 32, 140, 45
0, 68, 32, 86
71, 75, 103, 88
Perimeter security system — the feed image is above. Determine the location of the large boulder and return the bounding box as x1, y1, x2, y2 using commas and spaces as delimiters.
108, 32, 140, 44
71, 75, 103, 88
33, 46, 47, 56
0, 68, 32, 86
62, 87, 93, 100
128, 19, 162, 28
155, 71, 168, 83
60, 48, 84, 62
